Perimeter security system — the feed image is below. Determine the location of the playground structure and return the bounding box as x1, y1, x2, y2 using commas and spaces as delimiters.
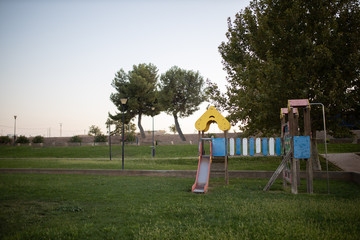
192, 99, 313, 194
192, 106, 231, 193
264, 99, 313, 194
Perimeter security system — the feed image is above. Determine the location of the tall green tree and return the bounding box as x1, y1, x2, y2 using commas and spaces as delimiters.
159, 66, 207, 141
88, 125, 102, 136
209, 0, 360, 170
110, 63, 161, 138
106, 118, 137, 137
210, 0, 360, 137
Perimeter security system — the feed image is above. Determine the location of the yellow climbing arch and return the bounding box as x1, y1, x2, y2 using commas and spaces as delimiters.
195, 106, 231, 132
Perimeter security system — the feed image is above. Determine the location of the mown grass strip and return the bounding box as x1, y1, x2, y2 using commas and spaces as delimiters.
1, 173, 359, 239
317, 143, 360, 154
0, 145, 199, 159
2, 143, 359, 159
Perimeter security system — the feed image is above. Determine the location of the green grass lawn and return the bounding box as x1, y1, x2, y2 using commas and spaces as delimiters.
0, 144, 358, 239
0, 144, 345, 171
0, 156, 286, 171
0, 145, 199, 159
1, 173, 359, 240
0, 156, 341, 171
317, 143, 360, 153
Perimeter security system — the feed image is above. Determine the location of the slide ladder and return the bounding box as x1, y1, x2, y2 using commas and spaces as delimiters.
263, 149, 292, 191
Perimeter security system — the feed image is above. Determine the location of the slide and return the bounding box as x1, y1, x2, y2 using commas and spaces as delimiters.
192, 155, 211, 193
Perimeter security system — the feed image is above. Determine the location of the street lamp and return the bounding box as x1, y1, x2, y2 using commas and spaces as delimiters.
108, 119, 112, 161
151, 107, 155, 159
120, 98, 128, 170
13, 115, 17, 146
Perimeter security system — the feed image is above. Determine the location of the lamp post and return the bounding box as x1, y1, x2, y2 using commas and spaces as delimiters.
120, 98, 128, 170
108, 119, 111, 161
151, 107, 155, 159
310, 102, 329, 194
13, 115, 17, 146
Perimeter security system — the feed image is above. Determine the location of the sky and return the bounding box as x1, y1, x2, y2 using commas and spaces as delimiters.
0, 0, 250, 137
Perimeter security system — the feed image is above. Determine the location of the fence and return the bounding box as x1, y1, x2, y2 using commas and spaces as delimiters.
212, 137, 282, 157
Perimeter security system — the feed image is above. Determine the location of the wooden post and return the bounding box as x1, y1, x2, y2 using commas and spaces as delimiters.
294, 112, 301, 187
304, 106, 313, 193
198, 131, 201, 154
289, 107, 298, 194
280, 109, 287, 187
224, 130, 229, 185
201, 131, 205, 155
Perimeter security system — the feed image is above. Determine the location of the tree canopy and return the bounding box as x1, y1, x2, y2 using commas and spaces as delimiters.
209, 0, 360, 137
159, 66, 207, 141
88, 125, 102, 136
110, 63, 161, 138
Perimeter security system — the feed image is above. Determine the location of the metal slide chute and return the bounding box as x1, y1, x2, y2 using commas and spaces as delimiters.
192, 140, 213, 193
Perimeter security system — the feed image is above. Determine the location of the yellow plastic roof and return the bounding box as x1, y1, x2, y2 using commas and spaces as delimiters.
195, 106, 231, 132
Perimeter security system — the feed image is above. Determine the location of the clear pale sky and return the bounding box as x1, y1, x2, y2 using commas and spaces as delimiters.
0, 0, 250, 137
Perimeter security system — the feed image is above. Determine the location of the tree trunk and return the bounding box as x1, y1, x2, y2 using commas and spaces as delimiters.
311, 131, 322, 171
173, 113, 186, 141
138, 113, 146, 138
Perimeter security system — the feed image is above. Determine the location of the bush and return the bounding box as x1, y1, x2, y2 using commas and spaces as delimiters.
125, 133, 136, 142
0, 136, 12, 144
15, 135, 30, 144
32, 135, 44, 143
206, 133, 216, 138
94, 134, 107, 142
69, 135, 82, 143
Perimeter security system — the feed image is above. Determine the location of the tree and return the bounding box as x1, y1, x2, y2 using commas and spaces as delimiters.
110, 63, 161, 138
69, 135, 82, 143
169, 124, 177, 135
88, 125, 102, 136
32, 135, 44, 143
210, 0, 360, 135
210, 0, 360, 169
106, 119, 137, 137
159, 66, 207, 141
0, 136, 12, 144
15, 135, 30, 144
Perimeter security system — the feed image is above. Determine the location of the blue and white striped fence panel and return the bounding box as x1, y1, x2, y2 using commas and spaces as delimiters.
269, 137, 275, 156
275, 138, 281, 156
249, 138, 255, 156
229, 138, 235, 156
229, 137, 282, 157
210, 137, 282, 157
242, 138, 248, 156
262, 138, 268, 156
236, 138, 241, 155
212, 138, 226, 157
256, 138, 261, 154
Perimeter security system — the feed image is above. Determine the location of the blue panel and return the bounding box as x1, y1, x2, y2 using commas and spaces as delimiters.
212, 138, 226, 157
249, 138, 255, 156
275, 138, 282, 156
293, 136, 311, 159
262, 138, 268, 156
236, 138, 241, 155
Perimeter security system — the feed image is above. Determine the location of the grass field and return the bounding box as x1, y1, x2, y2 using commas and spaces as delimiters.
0, 145, 199, 159
317, 143, 360, 153
0, 143, 358, 239
1, 174, 359, 240
1, 143, 359, 159
0, 144, 346, 171
0, 156, 341, 171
